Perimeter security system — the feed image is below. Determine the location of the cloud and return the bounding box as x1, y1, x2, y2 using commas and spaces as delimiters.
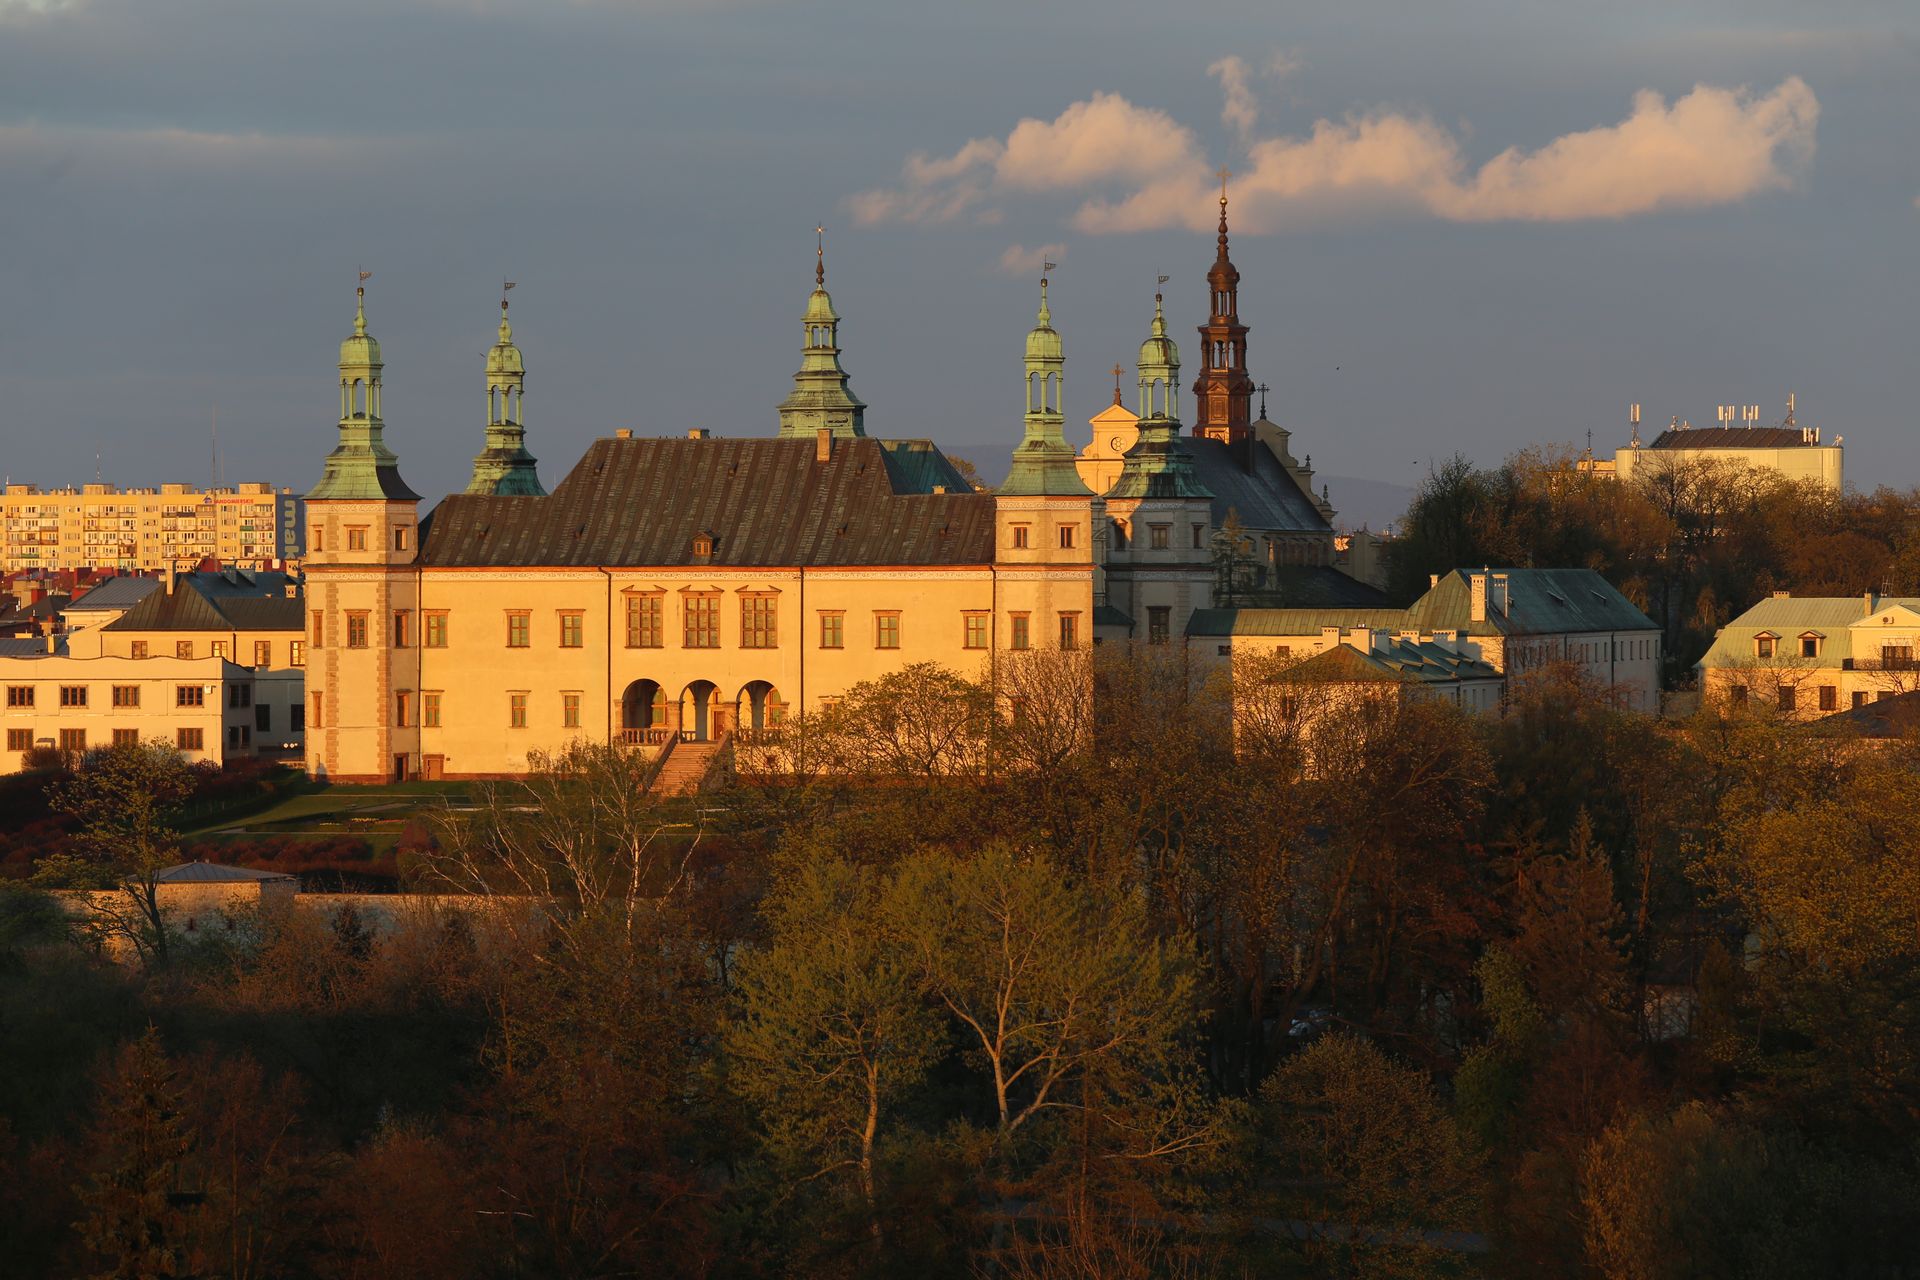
852, 74, 1819, 233
997, 243, 1066, 276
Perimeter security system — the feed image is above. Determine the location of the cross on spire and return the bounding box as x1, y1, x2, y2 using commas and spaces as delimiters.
815, 224, 825, 287
1257, 382, 1269, 418
1111, 362, 1125, 405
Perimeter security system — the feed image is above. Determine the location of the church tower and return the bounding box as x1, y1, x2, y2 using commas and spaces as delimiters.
776, 230, 867, 439
999, 270, 1090, 497
1192, 177, 1255, 453
466, 289, 545, 496
305, 280, 423, 784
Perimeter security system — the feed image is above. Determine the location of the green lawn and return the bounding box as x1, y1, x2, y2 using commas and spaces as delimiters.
185, 782, 470, 836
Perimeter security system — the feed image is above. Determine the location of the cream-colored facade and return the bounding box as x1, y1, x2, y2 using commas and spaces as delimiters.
0, 651, 258, 772
1698, 592, 1920, 718
0, 482, 301, 573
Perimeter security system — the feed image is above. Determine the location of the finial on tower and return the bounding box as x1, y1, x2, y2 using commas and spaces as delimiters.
1111, 363, 1125, 405
355, 268, 371, 334
1257, 382, 1269, 419
1216, 166, 1232, 234
816, 224, 826, 287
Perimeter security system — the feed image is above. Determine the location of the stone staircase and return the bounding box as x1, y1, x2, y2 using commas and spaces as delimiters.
650, 733, 730, 796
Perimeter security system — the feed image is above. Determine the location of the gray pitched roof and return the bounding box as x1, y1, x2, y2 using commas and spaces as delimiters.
1646, 427, 1817, 450
1188, 606, 1404, 637
65, 576, 160, 612
1404, 569, 1656, 636
103, 573, 303, 634
1185, 436, 1331, 534
419, 435, 998, 568
155, 862, 297, 884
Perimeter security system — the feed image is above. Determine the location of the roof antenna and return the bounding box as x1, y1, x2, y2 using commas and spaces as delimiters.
1629, 402, 1641, 448
95, 450, 102, 483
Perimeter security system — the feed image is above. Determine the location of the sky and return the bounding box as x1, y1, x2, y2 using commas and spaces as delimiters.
1, 0, 1915, 524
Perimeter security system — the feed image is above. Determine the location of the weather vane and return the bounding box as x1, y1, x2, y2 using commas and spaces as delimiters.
1111, 363, 1126, 404
816, 224, 826, 286
502, 279, 516, 310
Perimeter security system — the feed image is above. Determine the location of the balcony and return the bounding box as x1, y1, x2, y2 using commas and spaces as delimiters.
617, 727, 683, 747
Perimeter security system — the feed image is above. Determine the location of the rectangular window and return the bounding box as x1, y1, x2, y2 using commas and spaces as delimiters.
1058, 613, 1080, 650
58, 728, 86, 754
176, 640, 194, 659
1192, 524, 1206, 549
563, 692, 582, 728
228, 685, 251, 708
392, 610, 412, 648
1148, 606, 1171, 646
177, 685, 204, 707
964, 612, 990, 650
177, 727, 203, 751
684, 594, 720, 649
506, 611, 530, 648
1149, 524, 1170, 550
6, 728, 32, 751
1777, 685, 1796, 712
291, 703, 305, 733
59, 685, 87, 708
626, 595, 663, 648
509, 692, 528, 728
211, 641, 227, 660
1818, 685, 1837, 712
289, 641, 305, 668
423, 611, 448, 648
346, 613, 368, 648
393, 525, 410, 551
346, 526, 367, 551
310, 692, 323, 730
1010, 613, 1030, 651
422, 691, 441, 727
1057, 524, 1077, 549
741, 596, 778, 649
112, 728, 139, 748
312, 611, 325, 647
130, 641, 148, 660
311, 527, 324, 553
111, 685, 139, 709
558, 611, 585, 648
253, 640, 273, 667
5, 686, 33, 709
819, 611, 845, 649
1883, 645, 1914, 668
1852, 690, 1868, 709
1011, 525, 1030, 549
255, 703, 271, 732
395, 691, 413, 727
874, 612, 901, 650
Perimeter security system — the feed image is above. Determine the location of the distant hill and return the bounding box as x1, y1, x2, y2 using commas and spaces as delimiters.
1324, 474, 1415, 533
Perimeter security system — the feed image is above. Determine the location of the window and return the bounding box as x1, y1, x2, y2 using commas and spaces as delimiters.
395, 691, 412, 727
422, 691, 441, 728
874, 612, 900, 650
312, 611, 325, 647
1010, 614, 1030, 651
111, 685, 139, 709
312, 526, 325, 553
506, 611, 530, 648
291, 703, 305, 733
1011, 525, 1030, 549
289, 641, 305, 668
741, 596, 778, 649
1883, 645, 1914, 669
1881, 690, 1898, 703
559, 611, 585, 648
177, 685, 205, 707
1192, 524, 1206, 549
625, 594, 662, 648
684, 594, 720, 648
1057, 523, 1077, 549
1853, 691, 1869, 709
227, 725, 251, 749
346, 526, 367, 551
230, 685, 253, 708
1755, 635, 1775, 659
310, 693, 323, 730
58, 729, 86, 754
177, 727, 203, 751
176, 640, 194, 659
254, 640, 273, 667
346, 613, 368, 648
563, 692, 582, 728
110, 729, 140, 749
393, 525, 410, 551
392, 610, 412, 648
59, 685, 87, 708
6, 729, 31, 751
819, 611, 845, 649
1058, 613, 1080, 650
255, 703, 271, 732
964, 612, 990, 650
1148, 606, 1171, 646
423, 611, 448, 648
130, 641, 148, 660
1777, 685, 1796, 713
1149, 524, 1170, 550
6, 686, 33, 709
211, 641, 227, 660
1818, 685, 1837, 712
509, 693, 528, 728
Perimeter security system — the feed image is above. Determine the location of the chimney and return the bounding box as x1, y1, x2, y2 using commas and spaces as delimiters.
1865, 591, 1877, 614
165, 565, 177, 595
1429, 573, 1440, 590
1491, 572, 1510, 616
614, 428, 633, 440
687, 428, 709, 440
816, 428, 833, 464
1469, 572, 1488, 623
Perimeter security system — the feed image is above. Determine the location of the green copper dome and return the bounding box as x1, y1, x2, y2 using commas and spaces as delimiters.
1136, 292, 1179, 374
468, 296, 545, 496
338, 291, 382, 369
486, 307, 524, 377
777, 234, 867, 439
308, 285, 420, 503
1000, 273, 1090, 497
1024, 275, 1063, 362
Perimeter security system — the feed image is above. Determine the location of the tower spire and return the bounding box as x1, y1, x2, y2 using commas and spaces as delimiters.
1193, 178, 1254, 451
1000, 267, 1089, 497
467, 281, 545, 495
1108, 287, 1211, 502
307, 274, 420, 502
777, 226, 867, 438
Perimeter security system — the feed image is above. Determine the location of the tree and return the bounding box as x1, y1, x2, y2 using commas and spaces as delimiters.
75, 1027, 199, 1279
726, 857, 942, 1245
814, 662, 992, 783
39, 740, 199, 967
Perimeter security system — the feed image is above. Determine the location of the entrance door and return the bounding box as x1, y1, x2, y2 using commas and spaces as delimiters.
392, 753, 409, 783
421, 754, 445, 781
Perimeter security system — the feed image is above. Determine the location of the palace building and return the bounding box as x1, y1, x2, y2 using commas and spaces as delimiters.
303, 204, 1366, 782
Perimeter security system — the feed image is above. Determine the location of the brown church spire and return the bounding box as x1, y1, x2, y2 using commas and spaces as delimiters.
1193, 173, 1256, 453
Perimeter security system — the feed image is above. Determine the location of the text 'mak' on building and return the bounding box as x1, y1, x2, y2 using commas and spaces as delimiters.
302, 194, 1655, 783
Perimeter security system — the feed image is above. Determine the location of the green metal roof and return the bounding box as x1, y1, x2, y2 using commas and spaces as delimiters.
1696, 595, 1912, 669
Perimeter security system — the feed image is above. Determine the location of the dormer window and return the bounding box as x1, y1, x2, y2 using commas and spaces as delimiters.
693, 532, 715, 559
1799, 632, 1822, 659
1754, 633, 1777, 659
